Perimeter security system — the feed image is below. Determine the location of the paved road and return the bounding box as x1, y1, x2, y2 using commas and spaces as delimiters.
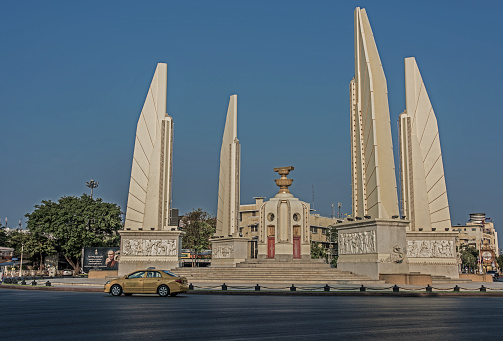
1, 288, 503, 340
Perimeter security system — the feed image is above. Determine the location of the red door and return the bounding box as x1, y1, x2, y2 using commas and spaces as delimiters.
267, 237, 275, 258
293, 237, 301, 259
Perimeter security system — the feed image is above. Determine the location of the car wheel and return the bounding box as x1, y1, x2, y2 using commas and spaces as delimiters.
111, 284, 122, 296
158, 284, 170, 297
169, 293, 178, 297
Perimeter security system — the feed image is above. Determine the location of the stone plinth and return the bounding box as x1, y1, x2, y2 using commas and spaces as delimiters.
337, 219, 409, 280
210, 237, 249, 267
118, 229, 184, 276
379, 273, 432, 285
406, 232, 459, 278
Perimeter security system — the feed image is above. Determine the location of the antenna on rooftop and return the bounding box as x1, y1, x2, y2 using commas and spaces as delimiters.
312, 184, 315, 212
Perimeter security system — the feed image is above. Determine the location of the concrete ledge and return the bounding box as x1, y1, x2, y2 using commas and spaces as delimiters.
459, 274, 493, 282
88, 270, 118, 278
379, 273, 432, 285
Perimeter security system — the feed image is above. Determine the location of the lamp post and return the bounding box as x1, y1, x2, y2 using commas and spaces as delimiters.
86, 179, 99, 198
18, 243, 24, 278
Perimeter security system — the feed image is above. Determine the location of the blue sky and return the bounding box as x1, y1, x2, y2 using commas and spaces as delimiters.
1, 1, 502, 242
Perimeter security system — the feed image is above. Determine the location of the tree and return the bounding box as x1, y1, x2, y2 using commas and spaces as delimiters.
0, 224, 8, 247
25, 194, 123, 274
460, 245, 479, 273
6, 229, 56, 271
181, 209, 215, 267
310, 242, 327, 260
497, 255, 503, 271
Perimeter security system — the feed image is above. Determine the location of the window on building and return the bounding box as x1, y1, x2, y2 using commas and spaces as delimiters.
432, 228, 436, 231
251, 225, 258, 232
311, 227, 318, 234
472, 228, 476, 231
239, 212, 243, 221
322, 228, 327, 235
252, 211, 257, 217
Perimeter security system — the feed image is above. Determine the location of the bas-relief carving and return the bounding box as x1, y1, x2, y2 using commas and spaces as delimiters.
407, 240, 454, 258
339, 230, 376, 255
122, 239, 177, 256
213, 244, 234, 259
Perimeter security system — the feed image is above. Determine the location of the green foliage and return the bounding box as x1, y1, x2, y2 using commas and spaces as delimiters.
0, 225, 8, 247
25, 194, 123, 272
311, 242, 327, 260
497, 255, 503, 270
181, 209, 215, 267
460, 245, 479, 271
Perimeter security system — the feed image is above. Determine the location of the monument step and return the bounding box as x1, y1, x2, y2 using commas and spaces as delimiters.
431, 275, 472, 284
172, 266, 379, 284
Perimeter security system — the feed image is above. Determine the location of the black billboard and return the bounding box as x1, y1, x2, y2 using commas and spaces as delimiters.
83, 247, 119, 272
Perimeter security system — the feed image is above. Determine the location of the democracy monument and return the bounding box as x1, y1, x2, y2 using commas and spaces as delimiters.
118, 7, 460, 282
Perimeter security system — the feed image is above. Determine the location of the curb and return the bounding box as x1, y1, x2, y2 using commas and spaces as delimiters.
0, 284, 103, 293
3, 285, 503, 296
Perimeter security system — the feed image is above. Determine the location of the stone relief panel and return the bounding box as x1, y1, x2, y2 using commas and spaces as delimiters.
339, 230, 376, 255
213, 244, 234, 259
407, 240, 454, 258
122, 239, 177, 257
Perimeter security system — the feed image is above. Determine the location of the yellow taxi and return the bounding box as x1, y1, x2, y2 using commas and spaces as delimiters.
104, 268, 189, 297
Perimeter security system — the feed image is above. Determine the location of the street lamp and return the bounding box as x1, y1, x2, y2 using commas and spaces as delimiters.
86, 179, 99, 198
18, 243, 24, 278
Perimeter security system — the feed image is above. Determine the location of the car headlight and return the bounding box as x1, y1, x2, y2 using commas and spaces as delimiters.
105, 280, 111, 285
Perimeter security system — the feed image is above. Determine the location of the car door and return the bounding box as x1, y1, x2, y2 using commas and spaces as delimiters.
143, 271, 163, 293
123, 271, 146, 293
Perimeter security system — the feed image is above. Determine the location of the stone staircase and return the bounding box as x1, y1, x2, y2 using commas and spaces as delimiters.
173, 259, 383, 285
431, 275, 472, 284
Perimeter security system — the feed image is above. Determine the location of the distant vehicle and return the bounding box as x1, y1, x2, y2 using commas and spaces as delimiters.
62, 269, 73, 277
104, 268, 189, 297
487, 270, 499, 281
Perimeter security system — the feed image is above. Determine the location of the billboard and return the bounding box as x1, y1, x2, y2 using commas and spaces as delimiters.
83, 247, 119, 272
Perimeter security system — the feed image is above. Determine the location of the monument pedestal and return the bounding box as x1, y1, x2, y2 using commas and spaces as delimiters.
406, 232, 459, 278
337, 219, 409, 280
210, 237, 249, 267
118, 229, 184, 276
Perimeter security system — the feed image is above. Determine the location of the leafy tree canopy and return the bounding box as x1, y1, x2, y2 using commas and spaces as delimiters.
25, 194, 123, 273
181, 208, 215, 254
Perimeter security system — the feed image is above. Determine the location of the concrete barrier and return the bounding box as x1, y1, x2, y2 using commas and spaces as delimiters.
459, 274, 493, 282
379, 273, 432, 285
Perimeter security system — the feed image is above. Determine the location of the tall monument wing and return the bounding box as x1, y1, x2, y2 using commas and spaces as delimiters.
400, 57, 451, 231
351, 7, 399, 219
124, 63, 174, 231
215, 95, 240, 237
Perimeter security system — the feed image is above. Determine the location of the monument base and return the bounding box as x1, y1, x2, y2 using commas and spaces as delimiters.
406, 232, 459, 278
379, 273, 432, 285
118, 229, 184, 276
210, 237, 250, 267
337, 219, 410, 280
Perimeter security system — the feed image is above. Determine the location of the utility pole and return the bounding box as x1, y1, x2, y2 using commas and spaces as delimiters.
338, 203, 342, 219
86, 179, 99, 199
19, 243, 24, 277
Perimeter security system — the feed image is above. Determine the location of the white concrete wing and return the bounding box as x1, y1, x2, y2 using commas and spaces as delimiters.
216, 95, 240, 237
400, 57, 451, 231
351, 7, 399, 219
125, 63, 174, 231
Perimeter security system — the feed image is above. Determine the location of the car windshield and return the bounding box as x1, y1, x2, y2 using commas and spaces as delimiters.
162, 270, 178, 277
128, 271, 146, 279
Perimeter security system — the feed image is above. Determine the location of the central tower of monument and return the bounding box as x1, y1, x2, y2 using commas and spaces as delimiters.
257, 167, 311, 261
